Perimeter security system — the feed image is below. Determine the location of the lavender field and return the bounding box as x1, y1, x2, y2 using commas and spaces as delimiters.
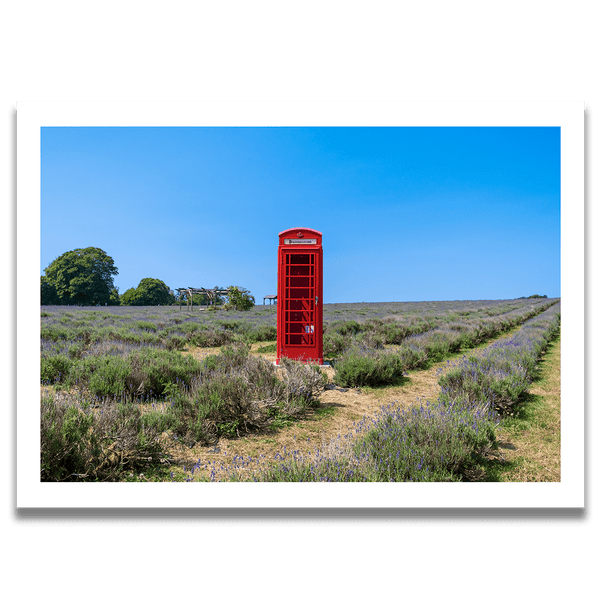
40, 297, 560, 482
40, 297, 555, 366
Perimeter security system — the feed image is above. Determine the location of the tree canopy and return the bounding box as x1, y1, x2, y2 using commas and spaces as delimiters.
120, 278, 173, 306
42, 247, 119, 305
40, 275, 60, 305
225, 286, 255, 311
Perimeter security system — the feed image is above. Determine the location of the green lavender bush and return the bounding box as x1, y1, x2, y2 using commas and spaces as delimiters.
60, 347, 204, 399
356, 396, 498, 482
41, 394, 164, 481
163, 345, 327, 446
332, 343, 406, 387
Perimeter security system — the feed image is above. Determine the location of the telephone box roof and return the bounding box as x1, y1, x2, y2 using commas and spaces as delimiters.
278, 227, 322, 237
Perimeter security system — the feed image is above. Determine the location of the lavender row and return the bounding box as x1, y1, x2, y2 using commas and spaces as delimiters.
437, 301, 561, 415
325, 297, 553, 335
396, 298, 559, 363
332, 299, 559, 387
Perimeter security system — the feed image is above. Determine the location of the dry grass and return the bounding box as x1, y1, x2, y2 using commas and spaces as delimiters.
494, 335, 561, 482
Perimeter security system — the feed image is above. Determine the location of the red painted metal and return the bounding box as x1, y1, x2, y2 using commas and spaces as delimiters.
276, 227, 323, 364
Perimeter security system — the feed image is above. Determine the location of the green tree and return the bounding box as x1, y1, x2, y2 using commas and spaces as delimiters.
120, 287, 138, 306
135, 278, 173, 305
43, 247, 118, 306
121, 278, 173, 306
40, 275, 61, 305
225, 286, 255, 311
108, 287, 121, 306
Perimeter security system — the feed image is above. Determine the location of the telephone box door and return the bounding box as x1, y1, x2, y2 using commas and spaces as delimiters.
277, 228, 323, 364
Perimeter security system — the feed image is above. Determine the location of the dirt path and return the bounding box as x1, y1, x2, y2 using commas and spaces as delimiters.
170, 343, 460, 481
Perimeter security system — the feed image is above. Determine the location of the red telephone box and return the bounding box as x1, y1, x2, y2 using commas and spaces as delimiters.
276, 227, 323, 364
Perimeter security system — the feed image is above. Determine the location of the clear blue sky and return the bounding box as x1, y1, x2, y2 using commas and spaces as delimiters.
40, 126, 561, 303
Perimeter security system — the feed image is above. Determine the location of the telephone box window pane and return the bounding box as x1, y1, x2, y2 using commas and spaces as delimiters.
290, 310, 311, 320
288, 299, 310, 310
290, 277, 310, 288
290, 265, 310, 276
288, 311, 308, 321
286, 335, 314, 346
288, 323, 304, 334
290, 254, 310, 265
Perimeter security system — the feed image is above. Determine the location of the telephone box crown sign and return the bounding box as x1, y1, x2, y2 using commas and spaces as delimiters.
279, 227, 322, 247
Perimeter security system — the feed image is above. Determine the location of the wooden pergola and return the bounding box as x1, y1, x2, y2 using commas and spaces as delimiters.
176, 287, 231, 311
